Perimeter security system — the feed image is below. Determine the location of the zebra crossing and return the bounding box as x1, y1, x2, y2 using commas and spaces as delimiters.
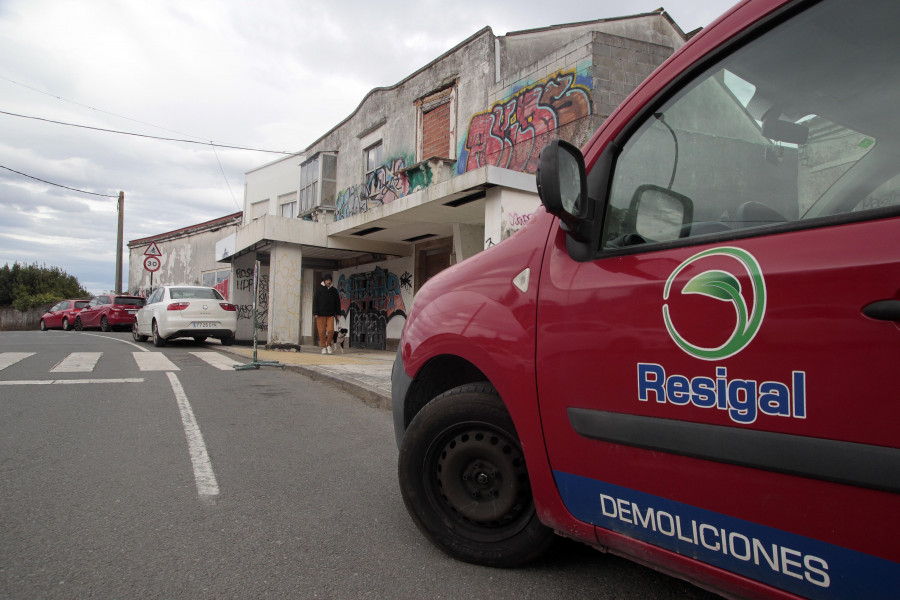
0, 351, 242, 374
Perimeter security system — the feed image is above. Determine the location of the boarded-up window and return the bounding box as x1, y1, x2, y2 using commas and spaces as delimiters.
423, 101, 451, 158
418, 85, 455, 161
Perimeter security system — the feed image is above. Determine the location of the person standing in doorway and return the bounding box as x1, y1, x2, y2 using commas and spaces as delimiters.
313, 275, 341, 354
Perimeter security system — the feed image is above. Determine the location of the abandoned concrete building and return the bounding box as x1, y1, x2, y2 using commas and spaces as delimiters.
129, 9, 690, 348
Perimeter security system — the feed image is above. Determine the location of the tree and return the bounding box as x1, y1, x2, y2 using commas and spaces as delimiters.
0, 262, 89, 311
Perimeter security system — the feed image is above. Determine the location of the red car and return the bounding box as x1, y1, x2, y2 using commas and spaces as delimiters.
394, 0, 900, 599
39, 299, 90, 331
74, 294, 146, 332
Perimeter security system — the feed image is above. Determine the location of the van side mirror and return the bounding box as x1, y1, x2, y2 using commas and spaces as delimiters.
537, 140, 590, 241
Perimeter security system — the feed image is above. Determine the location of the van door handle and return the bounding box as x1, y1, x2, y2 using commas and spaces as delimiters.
863, 300, 900, 321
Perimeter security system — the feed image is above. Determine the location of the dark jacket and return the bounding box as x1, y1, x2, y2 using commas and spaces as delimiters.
313, 284, 341, 317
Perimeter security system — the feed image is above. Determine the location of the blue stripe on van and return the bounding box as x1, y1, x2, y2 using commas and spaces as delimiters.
553, 471, 900, 600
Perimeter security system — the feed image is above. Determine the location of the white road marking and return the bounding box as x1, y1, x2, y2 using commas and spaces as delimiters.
189, 352, 240, 371
0, 378, 144, 386
50, 352, 102, 373
78, 331, 150, 352
0, 352, 35, 370
167, 372, 219, 498
133, 352, 179, 371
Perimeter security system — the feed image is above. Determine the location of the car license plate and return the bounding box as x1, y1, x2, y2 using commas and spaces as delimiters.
127, 309, 138, 314
191, 321, 220, 328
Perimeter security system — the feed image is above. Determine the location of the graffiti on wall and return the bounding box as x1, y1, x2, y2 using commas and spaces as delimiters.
335, 186, 363, 221
365, 157, 410, 206
459, 70, 592, 175
335, 154, 432, 221
235, 269, 269, 331
336, 266, 408, 350
235, 268, 255, 293
502, 211, 535, 241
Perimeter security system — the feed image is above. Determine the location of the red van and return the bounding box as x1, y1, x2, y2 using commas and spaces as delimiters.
393, 0, 900, 598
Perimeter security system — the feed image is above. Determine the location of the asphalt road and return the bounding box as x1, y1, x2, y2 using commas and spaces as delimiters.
0, 330, 721, 599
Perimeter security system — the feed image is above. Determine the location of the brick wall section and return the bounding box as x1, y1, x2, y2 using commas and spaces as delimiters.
492, 30, 673, 132
591, 31, 673, 119
423, 102, 451, 158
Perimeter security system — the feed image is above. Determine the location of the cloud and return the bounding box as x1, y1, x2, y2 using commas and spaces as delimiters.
0, 0, 736, 294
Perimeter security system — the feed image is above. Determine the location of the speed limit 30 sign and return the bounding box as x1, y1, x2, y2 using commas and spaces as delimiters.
143, 256, 161, 272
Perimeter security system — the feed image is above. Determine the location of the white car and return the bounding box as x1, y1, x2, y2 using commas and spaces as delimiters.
132, 285, 238, 347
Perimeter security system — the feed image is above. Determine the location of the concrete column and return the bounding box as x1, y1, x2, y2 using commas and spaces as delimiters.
268, 243, 303, 346
499, 189, 541, 241
300, 268, 316, 345
483, 187, 503, 250
452, 223, 486, 263
232, 252, 268, 343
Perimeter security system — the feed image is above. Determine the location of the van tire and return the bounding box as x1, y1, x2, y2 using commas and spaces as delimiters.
398, 383, 554, 567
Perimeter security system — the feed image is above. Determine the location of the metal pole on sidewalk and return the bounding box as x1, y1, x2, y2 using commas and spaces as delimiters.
115, 191, 124, 294
234, 260, 285, 371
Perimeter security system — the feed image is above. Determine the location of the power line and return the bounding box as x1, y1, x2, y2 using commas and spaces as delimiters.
0, 74, 205, 142
0, 109, 301, 155
0, 164, 118, 198
210, 145, 243, 212
1, 75, 290, 205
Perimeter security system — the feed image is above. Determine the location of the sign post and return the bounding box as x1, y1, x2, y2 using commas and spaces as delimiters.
143, 246, 162, 294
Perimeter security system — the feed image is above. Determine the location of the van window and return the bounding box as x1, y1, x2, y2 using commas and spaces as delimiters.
601, 0, 900, 249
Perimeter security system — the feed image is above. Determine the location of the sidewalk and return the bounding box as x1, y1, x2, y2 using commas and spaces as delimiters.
221, 343, 395, 410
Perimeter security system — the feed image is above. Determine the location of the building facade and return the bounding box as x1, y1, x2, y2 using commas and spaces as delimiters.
126, 212, 271, 341
179, 11, 690, 348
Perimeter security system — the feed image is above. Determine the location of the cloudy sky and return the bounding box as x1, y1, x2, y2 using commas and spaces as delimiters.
0, 0, 737, 294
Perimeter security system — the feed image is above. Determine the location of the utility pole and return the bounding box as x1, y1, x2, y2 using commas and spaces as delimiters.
115, 191, 124, 294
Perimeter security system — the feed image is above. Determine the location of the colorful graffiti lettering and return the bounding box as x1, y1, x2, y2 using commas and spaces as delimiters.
365, 157, 410, 207
335, 154, 434, 221
335, 186, 363, 221
460, 70, 592, 175
337, 266, 408, 349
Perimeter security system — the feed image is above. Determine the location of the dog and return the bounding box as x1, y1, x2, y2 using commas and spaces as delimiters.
331, 328, 348, 354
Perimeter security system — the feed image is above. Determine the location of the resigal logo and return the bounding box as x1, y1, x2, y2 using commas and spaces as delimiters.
663, 247, 766, 360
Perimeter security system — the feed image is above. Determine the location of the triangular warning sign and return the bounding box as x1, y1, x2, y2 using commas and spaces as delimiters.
144, 242, 162, 257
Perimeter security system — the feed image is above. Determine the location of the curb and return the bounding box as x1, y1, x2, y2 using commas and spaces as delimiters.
219, 347, 393, 411
286, 363, 392, 411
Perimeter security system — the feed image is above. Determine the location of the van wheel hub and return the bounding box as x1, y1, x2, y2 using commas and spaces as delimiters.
435, 428, 528, 526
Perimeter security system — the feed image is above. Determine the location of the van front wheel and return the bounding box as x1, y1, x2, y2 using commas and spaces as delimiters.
398, 383, 554, 567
